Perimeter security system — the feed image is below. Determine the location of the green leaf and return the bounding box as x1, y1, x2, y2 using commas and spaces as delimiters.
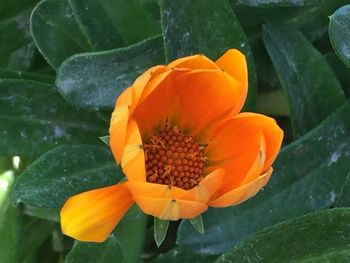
0, 172, 22, 263
235, 0, 327, 8
68, 0, 160, 50
233, 0, 348, 40
19, 218, 56, 261
256, 90, 290, 116
160, 0, 257, 109
189, 215, 204, 235
0, 68, 55, 84
334, 172, 350, 208
325, 53, 350, 98
152, 246, 218, 263
30, 0, 90, 70
113, 206, 148, 263
329, 5, 350, 68
12, 145, 122, 210
65, 236, 125, 263
0, 0, 38, 22
262, 23, 345, 138
154, 218, 169, 247
178, 100, 350, 255
216, 208, 350, 263
57, 35, 165, 110
0, 79, 108, 156
0, 13, 33, 68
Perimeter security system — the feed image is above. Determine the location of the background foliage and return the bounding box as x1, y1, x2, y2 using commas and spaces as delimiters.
1, 0, 350, 262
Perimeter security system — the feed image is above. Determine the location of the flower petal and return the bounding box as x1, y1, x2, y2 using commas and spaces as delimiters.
60, 183, 133, 242
231, 113, 284, 171
205, 121, 264, 191
216, 49, 248, 114
125, 168, 224, 203
166, 54, 219, 70
109, 87, 132, 163
125, 181, 187, 198
121, 119, 146, 181
183, 168, 225, 203
133, 195, 208, 220
131, 69, 181, 138
209, 168, 273, 207
174, 69, 245, 135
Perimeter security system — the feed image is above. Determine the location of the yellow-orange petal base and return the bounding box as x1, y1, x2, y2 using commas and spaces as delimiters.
60, 49, 284, 242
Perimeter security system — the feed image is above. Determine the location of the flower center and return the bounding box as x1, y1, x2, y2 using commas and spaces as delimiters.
144, 126, 207, 190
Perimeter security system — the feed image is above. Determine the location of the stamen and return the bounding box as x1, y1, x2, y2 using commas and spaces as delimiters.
143, 126, 207, 190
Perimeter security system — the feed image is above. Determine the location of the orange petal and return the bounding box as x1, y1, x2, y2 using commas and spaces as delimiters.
216, 49, 248, 114
174, 69, 245, 135
183, 168, 225, 203
60, 184, 134, 242
131, 69, 181, 138
131, 65, 168, 113
109, 87, 133, 163
125, 181, 187, 198
166, 54, 219, 70
209, 168, 273, 207
231, 113, 284, 171
133, 195, 207, 220
205, 122, 264, 191
121, 119, 146, 181
125, 168, 224, 203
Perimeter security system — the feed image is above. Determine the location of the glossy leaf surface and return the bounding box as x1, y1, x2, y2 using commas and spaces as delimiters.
12, 145, 122, 210
329, 5, 350, 68
57, 36, 165, 109
216, 209, 350, 263
263, 23, 345, 137
0, 80, 108, 156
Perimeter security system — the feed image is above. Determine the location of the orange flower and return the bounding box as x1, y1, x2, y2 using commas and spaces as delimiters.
60, 49, 283, 242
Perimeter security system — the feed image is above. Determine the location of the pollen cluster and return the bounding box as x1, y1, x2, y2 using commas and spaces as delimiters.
144, 126, 207, 190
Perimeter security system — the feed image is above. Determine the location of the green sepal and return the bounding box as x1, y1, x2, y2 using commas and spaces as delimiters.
154, 217, 169, 247
189, 215, 204, 235
99, 135, 110, 146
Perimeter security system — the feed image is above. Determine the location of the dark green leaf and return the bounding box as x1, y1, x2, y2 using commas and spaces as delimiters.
65, 236, 125, 263
154, 218, 169, 247
23, 205, 59, 222
178, 100, 350, 255
216, 208, 350, 263
160, 0, 257, 109
189, 215, 204, 235
0, 13, 32, 68
19, 218, 56, 261
235, 0, 326, 8
0, 0, 38, 22
256, 90, 290, 116
0, 68, 55, 84
233, 0, 348, 40
329, 5, 350, 68
152, 246, 218, 263
0, 172, 22, 263
68, 0, 160, 50
334, 172, 350, 208
30, 0, 90, 70
263, 23, 345, 138
57, 35, 165, 110
0, 79, 108, 156
12, 145, 122, 210
113, 206, 148, 263
326, 53, 350, 98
